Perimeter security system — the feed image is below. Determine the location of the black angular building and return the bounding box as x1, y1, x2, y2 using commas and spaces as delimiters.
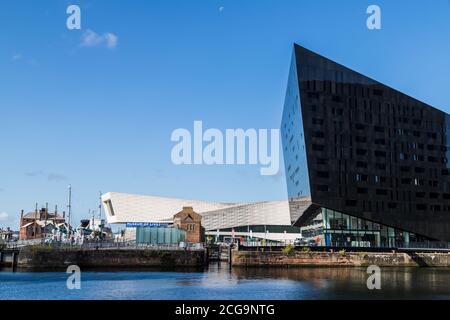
281, 44, 450, 247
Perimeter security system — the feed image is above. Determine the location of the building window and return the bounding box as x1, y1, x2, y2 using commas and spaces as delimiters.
317, 171, 329, 178
416, 192, 426, 198
356, 149, 368, 156
312, 144, 325, 151
312, 118, 324, 125
356, 161, 368, 168
356, 174, 369, 182
388, 202, 397, 209
375, 163, 386, 170
316, 158, 328, 165
104, 200, 115, 216
374, 126, 384, 133
375, 151, 386, 158
416, 204, 427, 211
357, 188, 368, 194
401, 178, 411, 185
312, 131, 325, 138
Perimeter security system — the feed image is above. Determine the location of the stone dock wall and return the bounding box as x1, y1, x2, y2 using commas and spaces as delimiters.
232, 250, 450, 267
11, 247, 205, 269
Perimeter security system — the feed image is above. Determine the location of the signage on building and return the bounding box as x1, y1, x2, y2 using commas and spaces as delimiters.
126, 222, 169, 228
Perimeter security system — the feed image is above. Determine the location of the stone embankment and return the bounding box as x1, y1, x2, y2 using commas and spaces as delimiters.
3, 246, 205, 270
232, 250, 450, 267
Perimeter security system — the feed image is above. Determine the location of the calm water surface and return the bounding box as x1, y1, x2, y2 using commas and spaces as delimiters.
1, 264, 449, 300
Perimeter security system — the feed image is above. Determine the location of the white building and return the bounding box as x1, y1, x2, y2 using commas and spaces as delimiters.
101, 192, 312, 242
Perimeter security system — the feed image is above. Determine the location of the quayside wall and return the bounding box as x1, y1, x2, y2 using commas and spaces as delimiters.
232, 250, 450, 267
14, 247, 205, 269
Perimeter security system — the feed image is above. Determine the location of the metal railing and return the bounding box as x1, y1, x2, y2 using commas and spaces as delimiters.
3, 239, 204, 251
238, 240, 450, 252
327, 240, 450, 250
399, 241, 450, 250
2, 239, 44, 249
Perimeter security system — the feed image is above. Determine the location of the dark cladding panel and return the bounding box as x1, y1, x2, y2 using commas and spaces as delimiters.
283, 44, 450, 242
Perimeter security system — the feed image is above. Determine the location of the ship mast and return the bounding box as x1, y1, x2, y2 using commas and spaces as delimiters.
67, 185, 72, 239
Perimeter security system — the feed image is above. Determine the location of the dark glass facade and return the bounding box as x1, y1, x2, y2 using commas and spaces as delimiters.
282, 44, 450, 244
300, 208, 428, 248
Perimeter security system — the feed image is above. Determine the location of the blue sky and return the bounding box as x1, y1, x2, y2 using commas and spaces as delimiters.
1, 0, 450, 229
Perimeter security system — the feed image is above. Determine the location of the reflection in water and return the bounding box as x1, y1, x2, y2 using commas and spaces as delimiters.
0, 264, 449, 300
231, 266, 450, 299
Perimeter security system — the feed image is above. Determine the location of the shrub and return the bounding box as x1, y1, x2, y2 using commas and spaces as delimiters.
301, 246, 311, 253
282, 244, 295, 255
338, 249, 346, 257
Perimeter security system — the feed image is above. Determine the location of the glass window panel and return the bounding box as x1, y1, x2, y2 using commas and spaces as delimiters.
351, 217, 358, 230
357, 218, 363, 230
388, 227, 395, 238
343, 214, 350, 230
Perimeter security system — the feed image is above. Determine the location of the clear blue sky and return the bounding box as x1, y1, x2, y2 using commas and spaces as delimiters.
1, 0, 450, 229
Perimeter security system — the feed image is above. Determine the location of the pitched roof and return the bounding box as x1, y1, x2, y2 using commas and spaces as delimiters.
174, 207, 202, 221
21, 221, 60, 229
23, 211, 64, 220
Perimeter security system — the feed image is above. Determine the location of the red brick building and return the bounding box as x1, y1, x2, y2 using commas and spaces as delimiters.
173, 207, 204, 243
19, 208, 65, 240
